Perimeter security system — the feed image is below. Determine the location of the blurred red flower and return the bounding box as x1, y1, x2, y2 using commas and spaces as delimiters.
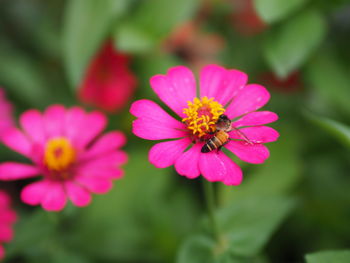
259, 71, 302, 93
164, 21, 225, 73
78, 41, 137, 113
163, 2, 225, 73
231, 0, 267, 36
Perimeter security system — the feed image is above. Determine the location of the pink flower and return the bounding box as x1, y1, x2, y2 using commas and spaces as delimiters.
78, 41, 137, 112
0, 88, 14, 137
0, 190, 17, 260
130, 65, 279, 185
0, 105, 127, 211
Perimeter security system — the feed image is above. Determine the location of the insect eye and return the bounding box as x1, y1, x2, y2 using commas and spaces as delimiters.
219, 114, 228, 120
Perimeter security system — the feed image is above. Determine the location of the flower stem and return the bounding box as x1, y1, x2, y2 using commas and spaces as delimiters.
202, 178, 220, 241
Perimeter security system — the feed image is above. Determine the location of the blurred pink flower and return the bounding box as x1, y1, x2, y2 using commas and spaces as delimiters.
0, 88, 14, 137
130, 65, 279, 185
0, 105, 127, 211
78, 41, 137, 113
0, 191, 17, 260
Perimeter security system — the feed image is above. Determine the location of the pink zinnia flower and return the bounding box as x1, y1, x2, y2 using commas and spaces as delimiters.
0, 105, 127, 211
78, 41, 137, 112
130, 65, 279, 185
0, 88, 14, 137
0, 191, 17, 260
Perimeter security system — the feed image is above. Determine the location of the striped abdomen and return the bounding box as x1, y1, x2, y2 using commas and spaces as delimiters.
201, 130, 229, 153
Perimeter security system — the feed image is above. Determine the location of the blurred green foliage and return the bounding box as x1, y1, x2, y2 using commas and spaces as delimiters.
306, 250, 350, 263
0, 0, 350, 262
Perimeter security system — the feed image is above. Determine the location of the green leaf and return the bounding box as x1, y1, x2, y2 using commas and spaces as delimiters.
114, 0, 199, 53
263, 9, 326, 78
254, 0, 306, 24
305, 51, 350, 115
0, 43, 54, 108
62, 0, 129, 88
6, 210, 56, 259
177, 235, 232, 263
116, 24, 156, 53
177, 196, 296, 262
306, 250, 350, 263
306, 112, 350, 148
218, 196, 296, 257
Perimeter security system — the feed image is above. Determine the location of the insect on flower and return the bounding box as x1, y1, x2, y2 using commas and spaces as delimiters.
201, 114, 252, 153
130, 65, 279, 185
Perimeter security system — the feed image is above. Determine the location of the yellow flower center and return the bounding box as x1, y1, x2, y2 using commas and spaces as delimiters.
44, 137, 76, 172
182, 96, 225, 138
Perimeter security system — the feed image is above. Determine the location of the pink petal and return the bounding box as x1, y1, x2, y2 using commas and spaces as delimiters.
225, 141, 270, 164
78, 151, 127, 171
64, 107, 86, 143
41, 182, 67, 211
21, 180, 49, 205
150, 66, 196, 117
233, 111, 278, 127
64, 107, 107, 149
2, 128, 32, 157
43, 104, 66, 138
199, 151, 243, 185
200, 65, 247, 106
230, 126, 279, 143
75, 111, 107, 149
175, 143, 202, 179
0, 192, 10, 207
80, 131, 126, 160
0, 162, 39, 180
0, 210, 17, 224
20, 109, 45, 145
225, 84, 270, 119
75, 175, 113, 194
77, 165, 124, 180
130, 100, 187, 140
149, 138, 191, 168
65, 182, 91, 207
0, 226, 13, 242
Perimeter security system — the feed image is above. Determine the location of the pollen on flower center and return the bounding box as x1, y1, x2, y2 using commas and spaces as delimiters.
182, 96, 225, 138
44, 137, 76, 172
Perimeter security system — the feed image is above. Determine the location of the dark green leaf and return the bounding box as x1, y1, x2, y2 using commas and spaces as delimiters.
62, 0, 129, 88
177, 235, 232, 263
177, 196, 296, 262
254, 0, 306, 24
263, 9, 326, 78
306, 112, 350, 148
217, 196, 296, 257
306, 250, 350, 263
